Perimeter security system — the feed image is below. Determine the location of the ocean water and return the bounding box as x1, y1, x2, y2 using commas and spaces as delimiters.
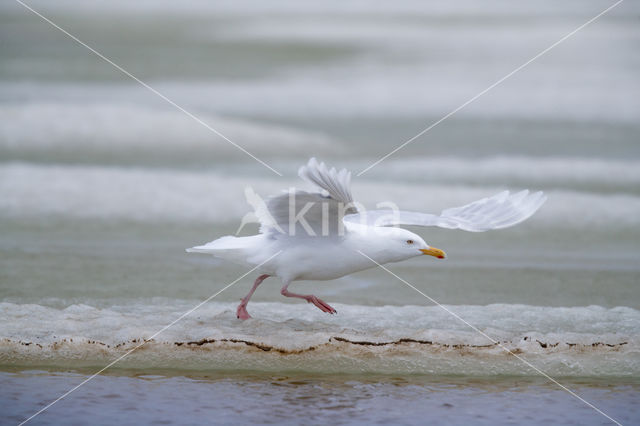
1, 0, 639, 424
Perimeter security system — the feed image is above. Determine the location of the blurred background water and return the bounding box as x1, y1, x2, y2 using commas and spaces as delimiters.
1, 0, 639, 424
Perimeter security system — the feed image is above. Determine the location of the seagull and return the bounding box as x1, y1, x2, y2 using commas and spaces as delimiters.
187, 158, 546, 319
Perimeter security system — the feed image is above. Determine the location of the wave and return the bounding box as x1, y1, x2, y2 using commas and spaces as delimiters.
2, 0, 638, 124
1, 162, 640, 228
1, 302, 637, 375
27, 76, 634, 123
0, 102, 337, 161
369, 156, 640, 194
2, 65, 639, 127
0, 1, 606, 16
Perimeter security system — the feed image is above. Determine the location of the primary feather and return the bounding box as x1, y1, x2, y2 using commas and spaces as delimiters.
344, 190, 547, 232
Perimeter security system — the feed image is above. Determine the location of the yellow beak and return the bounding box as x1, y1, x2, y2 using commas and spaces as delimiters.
420, 247, 446, 259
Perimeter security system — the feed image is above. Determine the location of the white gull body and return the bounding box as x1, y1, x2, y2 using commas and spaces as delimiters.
187, 158, 546, 319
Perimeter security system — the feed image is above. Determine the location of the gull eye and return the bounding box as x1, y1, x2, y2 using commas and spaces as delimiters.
406, 239, 414, 244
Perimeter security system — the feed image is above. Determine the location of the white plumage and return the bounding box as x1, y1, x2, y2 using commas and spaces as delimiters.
345, 189, 546, 232
187, 158, 546, 319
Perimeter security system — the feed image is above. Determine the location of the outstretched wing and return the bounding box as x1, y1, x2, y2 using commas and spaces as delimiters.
344, 190, 546, 232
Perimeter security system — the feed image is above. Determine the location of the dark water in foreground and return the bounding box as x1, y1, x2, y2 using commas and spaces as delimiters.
3, 371, 638, 425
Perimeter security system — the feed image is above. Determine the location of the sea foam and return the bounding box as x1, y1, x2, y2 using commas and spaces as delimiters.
1, 302, 637, 376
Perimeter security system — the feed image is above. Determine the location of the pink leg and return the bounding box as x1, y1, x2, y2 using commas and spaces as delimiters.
280, 283, 337, 314
237, 274, 270, 320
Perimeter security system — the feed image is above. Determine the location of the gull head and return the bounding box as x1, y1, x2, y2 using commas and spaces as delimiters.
364, 226, 446, 263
